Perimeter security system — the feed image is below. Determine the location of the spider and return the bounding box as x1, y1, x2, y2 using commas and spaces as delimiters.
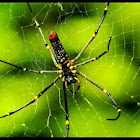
0, 2, 121, 137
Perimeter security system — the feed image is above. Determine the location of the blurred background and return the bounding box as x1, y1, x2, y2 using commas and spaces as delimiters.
0, 2, 140, 137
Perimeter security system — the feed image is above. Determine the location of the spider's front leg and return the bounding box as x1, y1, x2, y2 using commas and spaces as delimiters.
71, 2, 109, 63
73, 37, 112, 68
0, 60, 62, 74
27, 3, 60, 69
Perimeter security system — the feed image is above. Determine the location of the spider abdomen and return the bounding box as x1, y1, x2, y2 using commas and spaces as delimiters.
49, 30, 69, 64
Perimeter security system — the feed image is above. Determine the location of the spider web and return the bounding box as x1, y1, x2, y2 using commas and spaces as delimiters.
0, 2, 140, 137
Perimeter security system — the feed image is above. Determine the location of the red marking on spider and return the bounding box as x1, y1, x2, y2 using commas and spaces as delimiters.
49, 30, 57, 40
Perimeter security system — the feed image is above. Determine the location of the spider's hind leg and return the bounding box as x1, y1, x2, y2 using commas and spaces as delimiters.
77, 71, 121, 120
65, 81, 74, 95
62, 81, 70, 137
73, 77, 81, 94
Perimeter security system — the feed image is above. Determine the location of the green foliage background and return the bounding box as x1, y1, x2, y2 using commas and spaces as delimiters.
0, 2, 140, 137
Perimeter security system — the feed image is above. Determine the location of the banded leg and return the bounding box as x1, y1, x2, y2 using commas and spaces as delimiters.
65, 81, 73, 94
63, 81, 70, 137
72, 2, 109, 62
77, 71, 121, 120
27, 3, 59, 69
0, 60, 61, 74
73, 77, 81, 94
0, 76, 60, 118
74, 37, 112, 68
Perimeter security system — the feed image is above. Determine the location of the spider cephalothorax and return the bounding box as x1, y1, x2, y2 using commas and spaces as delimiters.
0, 2, 121, 138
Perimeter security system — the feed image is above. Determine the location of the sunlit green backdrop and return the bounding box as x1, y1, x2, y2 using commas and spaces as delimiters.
0, 2, 140, 137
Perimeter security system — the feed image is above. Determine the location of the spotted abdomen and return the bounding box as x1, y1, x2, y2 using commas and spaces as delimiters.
49, 30, 69, 64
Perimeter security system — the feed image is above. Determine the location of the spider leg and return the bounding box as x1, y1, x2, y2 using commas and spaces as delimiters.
0, 60, 61, 74
73, 77, 81, 94
74, 37, 112, 68
72, 2, 109, 62
27, 3, 60, 69
62, 81, 70, 137
65, 81, 73, 94
0, 76, 60, 118
77, 71, 121, 120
